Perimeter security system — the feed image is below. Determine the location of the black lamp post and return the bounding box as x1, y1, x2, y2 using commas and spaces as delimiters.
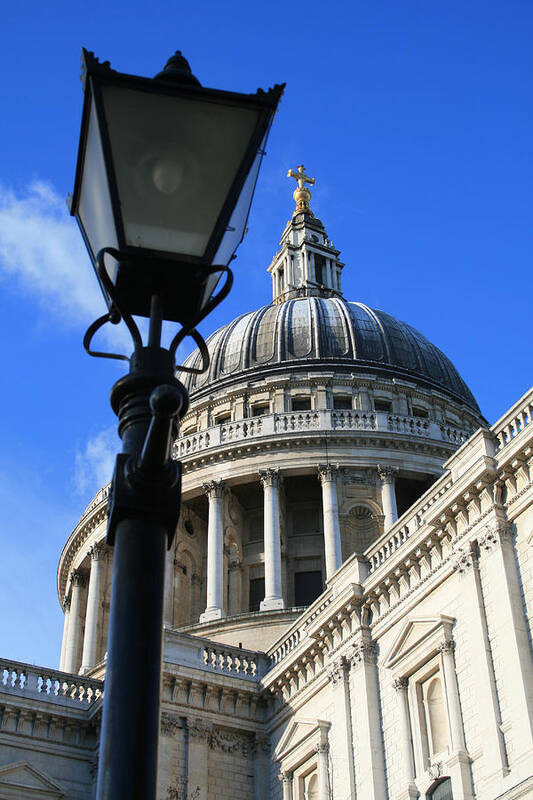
69, 49, 283, 800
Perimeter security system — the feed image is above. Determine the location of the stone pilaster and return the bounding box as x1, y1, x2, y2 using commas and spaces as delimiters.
279, 771, 293, 800
348, 637, 387, 799
318, 464, 343, 579
315, 741, 330, 800
327, 657, 356, 796
478, 522, 533, 773
200, 480, 226, 622
393, 677, 418, 799
259, 469, 285, 611
452, 545, 508, 788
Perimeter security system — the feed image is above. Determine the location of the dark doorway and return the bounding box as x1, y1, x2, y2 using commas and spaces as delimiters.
249, 578, 265, 612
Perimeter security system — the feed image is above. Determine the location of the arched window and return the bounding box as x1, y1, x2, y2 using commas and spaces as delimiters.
428, 777, 453, 799
304, 772, 319, 800
424, 675, 448, 755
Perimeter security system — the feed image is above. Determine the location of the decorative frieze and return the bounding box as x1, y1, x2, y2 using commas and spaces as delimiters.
479, 523, 514, 551
161, 712, 182, 737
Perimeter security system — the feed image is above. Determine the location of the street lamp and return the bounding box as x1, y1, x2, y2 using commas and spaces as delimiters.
69, 48, 283, 800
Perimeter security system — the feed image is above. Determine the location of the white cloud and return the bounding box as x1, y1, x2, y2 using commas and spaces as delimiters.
74, 427, 118, 497
0, 180, 133, 352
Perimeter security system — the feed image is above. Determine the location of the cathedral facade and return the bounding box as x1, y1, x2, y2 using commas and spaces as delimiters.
1, 175, 533, 800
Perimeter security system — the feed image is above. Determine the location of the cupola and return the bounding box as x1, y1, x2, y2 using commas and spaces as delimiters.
268, 165, 345, 303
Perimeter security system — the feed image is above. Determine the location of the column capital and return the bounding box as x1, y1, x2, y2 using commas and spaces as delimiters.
202, 479, 224, 499
393, 676, 409, 693
279, 771, 293, 785
326, 658, 345, 686
259, 468, 281, 489
348, 639, 376, 669
479, 522, 514, 552
317, 463, 340, 484
63, 595, 71, 611
438, 639, 456, 654
453, 545, 477, 575
315, 741, 329, 754
377, 464, 398, 485
188, 717, 212, 741
88, 542, 106, 561
70, 569, 87, 588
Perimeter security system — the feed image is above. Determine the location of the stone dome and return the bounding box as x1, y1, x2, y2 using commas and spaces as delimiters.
182, 296, 479, 413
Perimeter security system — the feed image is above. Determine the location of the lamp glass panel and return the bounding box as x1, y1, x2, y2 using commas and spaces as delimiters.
101, 85, 261, 259
212, 129, 268, 266
78, 100, 118, 262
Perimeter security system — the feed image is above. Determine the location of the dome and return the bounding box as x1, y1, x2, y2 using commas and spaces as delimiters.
182, 295, 479, 413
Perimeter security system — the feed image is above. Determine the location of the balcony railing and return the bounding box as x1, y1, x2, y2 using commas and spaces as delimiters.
173, 410, 471, 460
0, 658, 103, 707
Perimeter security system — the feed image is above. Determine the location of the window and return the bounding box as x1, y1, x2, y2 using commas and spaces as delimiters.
279, 267, 284, 289
428, 778, 453, 800
292, 397, 312, 411
413, 406, 429, 418
181, 424, 197, 435
215, 413, 231, 425
251, 403, 270, 417
420, 674, 448, 756
333, 395, 352, 410
249, 578, 264, 612
374, 399, 392, 412
314, 254, 326, 284
294, 571, 323, 607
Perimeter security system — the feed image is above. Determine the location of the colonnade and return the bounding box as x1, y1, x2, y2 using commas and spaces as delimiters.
59, 464, 400, 673
200, 464, 399, 622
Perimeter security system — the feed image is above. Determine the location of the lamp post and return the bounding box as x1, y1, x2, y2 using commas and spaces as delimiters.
69, 49, 283, 800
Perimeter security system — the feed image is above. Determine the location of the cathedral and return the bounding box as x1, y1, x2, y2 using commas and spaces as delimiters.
1, 170, 532, 800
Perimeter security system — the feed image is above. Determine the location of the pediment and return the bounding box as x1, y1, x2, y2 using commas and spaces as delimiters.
0, 761, 64, 797
384, 614, 455, 670
275, 717, 330, 766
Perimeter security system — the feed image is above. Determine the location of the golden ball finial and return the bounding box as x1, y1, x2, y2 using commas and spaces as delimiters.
287, 164, 315, 215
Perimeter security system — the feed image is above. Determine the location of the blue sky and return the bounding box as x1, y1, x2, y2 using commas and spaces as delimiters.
0, 1, 531, 667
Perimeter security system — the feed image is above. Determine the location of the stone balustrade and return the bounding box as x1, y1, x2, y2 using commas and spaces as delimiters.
173, 410, 470, 460
79, 484, 111, 522
493, 387, 533, 452
0, 658, 103, 707
164, 630, 268, 681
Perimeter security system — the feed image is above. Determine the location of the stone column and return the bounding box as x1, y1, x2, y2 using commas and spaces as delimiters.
59, 597, 71, 671
63, 569, 87, 674
316, 741, 330, 800
377, 465, 398, 530
81, 543, 106, 673
259, 469, 285, 611
393, 678, 418, 799
478, 522, 533, 764
318, 464, 343, 579
348, 638, 387, 799
200, 480, 226, 622
279, 772, 293, 800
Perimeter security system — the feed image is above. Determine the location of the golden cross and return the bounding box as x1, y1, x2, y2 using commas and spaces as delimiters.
287, 164, 315, 190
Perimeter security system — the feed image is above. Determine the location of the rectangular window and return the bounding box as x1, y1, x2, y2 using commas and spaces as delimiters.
294, 571, 323, 607
412, 406, 429, 418
292, 397, 312, 411
374, 399, 392, 412
314, 254, 326, 284
251, 404, 270, 417
249, 578, 265, 612
215, 413, 231, 424
333, 395, 352, 410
